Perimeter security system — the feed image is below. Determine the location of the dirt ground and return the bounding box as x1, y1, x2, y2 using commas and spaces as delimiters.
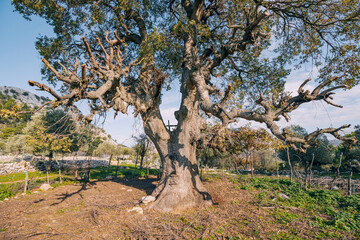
0, 175, 353, 239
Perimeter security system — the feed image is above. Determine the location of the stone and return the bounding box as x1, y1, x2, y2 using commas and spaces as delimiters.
4, 198, 9, 201
127, 189, 132, 192
40, 184, 53, 191
279, 193, 290, 200
331, 186, 339, 190
128, 206, 143, 214
141, 195, 156, 204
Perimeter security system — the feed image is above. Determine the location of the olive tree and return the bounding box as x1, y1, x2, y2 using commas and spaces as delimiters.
14, 0, 359, 212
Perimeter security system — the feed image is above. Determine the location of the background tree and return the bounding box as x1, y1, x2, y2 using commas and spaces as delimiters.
14, 0, 360, 212
25, 120, 72, 184
336, 125, 360, 172
278, 125, 336, 186
0, 94, 32, 141
199, 124, 285, 176
278, 125, 335, 171
95, 142, 116, 158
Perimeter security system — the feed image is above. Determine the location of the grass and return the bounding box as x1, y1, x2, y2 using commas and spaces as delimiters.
231, 175, 360, 235
90, 164, 159, 180
0, 184, 18, 200
0, 171, 59, 183
0, 176, 77, 201
0, 164, 159, 201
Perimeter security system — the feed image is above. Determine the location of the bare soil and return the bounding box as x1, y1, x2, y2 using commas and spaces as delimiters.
0, 175, 353, 239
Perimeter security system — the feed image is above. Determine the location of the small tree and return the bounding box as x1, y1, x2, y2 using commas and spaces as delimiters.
24, 111, 73, 183
95, 142, 116, 158
133, 134, 151, 169
26, 125, 72, 183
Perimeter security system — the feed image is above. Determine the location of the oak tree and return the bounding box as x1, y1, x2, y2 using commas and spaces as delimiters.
14, 0, 360, 212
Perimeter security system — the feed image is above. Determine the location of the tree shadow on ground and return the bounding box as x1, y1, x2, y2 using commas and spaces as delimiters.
50, 181, 96, 206
50, 176, 158, 206
110, 176, 158, 195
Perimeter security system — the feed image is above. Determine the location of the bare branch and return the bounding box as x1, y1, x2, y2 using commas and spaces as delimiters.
28, 80, 62, 100
82, 36, 100, 69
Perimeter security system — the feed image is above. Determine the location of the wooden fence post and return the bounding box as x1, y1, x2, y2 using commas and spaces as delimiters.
348, 170, 353, 196
106, 154, 113, 178
24, 171, 28, 194
115, 157, 120, 178
287, 147, 293, 184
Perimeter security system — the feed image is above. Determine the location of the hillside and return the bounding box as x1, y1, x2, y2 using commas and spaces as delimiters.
0, 86, 118, 147
0, 86, 50, 108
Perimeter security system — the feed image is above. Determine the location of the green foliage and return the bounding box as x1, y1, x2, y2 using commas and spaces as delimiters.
270, 208, 302, 225
278, 125, 335, 171
90, 165, 159, 180
24, 111, 73, 155
3, 134, 32, 154
198, 124, 284, 170
0, 171, 78, 201
0, 95, 32, 141
26, 125, 72, 155
232, 176, 360, 232
336, 125, 360, 172
0, 184, 17, 201
94, 142, 116, 156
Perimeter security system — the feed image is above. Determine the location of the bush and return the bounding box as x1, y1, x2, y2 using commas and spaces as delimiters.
0, 184, 18, 200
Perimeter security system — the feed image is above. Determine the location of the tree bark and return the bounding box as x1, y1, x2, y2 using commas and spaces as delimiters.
250, 151, 254, 178
330, 152, 343, 188
140, 77, 214, 212
106, 154, 113, 178
308, 153, 315, 189
287, 147, 293, 184
135, 149, 139, 168
348, 169, 353, 196
147, 138, 213, 212
115, 157, 120, 178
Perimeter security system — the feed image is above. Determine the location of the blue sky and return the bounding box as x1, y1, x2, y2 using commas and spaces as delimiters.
0, 1, 52, 92
1, 1, 359, 145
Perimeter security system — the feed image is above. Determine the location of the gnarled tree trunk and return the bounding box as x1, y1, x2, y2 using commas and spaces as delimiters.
140, 79, 214, 212
148, 139, 213, 212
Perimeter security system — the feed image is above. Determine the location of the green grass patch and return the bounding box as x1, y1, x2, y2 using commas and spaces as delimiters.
0, 171, 59, 183
0, 183, 18, 200
270, 208, 302, 225
231, 176, 360, 232
90, 165, 159, 180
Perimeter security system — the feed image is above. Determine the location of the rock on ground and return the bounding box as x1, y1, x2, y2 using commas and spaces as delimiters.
141, 196, 156, 204
40, 184, 53, 191
279, 193, 290, 200
128, 206, 143, 214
